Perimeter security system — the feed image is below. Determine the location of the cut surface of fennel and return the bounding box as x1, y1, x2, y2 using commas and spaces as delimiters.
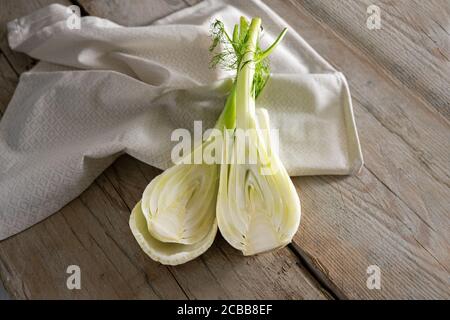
141, 163, 218, 244
217, 108, 301, 255
131, 85, 236, 265
216, 18, 301, 256
130, 16, 300, 264
130, 201, 218, 265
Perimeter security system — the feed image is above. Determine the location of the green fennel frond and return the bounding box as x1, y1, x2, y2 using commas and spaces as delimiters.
209, 17, 287, 98
209, 19, 241, 71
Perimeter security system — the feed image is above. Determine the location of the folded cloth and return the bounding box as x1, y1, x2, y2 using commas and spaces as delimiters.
0, 0, 363, 240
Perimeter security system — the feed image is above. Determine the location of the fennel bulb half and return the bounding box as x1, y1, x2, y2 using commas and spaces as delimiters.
130, 16, 301, 265
217, 108, 301, 255
130, 201, 218, 265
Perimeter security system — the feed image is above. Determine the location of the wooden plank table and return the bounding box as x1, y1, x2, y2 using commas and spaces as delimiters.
0, 0, 448, 299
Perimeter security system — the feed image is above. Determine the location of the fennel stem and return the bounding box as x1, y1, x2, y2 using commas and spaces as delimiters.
236, 17, 261, 130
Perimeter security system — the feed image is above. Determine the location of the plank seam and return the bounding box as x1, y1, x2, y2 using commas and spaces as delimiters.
287, 243, 346, 300
167, 267, 192, 299
100, 173, 132, 212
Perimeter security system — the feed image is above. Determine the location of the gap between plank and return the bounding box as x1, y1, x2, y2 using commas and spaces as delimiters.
288, 243, 346, 300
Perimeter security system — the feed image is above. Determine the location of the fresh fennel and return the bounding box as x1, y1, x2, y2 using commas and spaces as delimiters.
216, 17, 300, 255
130, 16, 300, 265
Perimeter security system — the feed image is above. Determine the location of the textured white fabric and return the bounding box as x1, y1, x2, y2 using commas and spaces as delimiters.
0, 0, 363, 240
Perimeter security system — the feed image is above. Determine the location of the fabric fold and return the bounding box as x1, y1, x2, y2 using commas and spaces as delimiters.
0, 0, 363, 240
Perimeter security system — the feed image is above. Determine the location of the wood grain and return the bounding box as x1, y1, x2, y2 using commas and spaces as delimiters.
0, 280, 8, 300
0, 183, 187, 299
297, 0, 450, 120
0, 0, 327, 299
268, 0, 450, 298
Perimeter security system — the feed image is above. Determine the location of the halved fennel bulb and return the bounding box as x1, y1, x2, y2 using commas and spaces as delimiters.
130, 201, 217, 265
216, 17, 300, 256
130, 90, 230, 264
141, 162, 218, 244
217, 109, 301, 256
130, 16, 299, 265
130, 81, 234, 265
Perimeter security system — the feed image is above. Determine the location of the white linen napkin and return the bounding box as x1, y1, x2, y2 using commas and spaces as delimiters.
0, 0, 363, 240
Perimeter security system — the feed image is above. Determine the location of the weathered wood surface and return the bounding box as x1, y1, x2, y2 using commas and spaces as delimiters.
0, 0, 327, 300
275, 0, 450, 299
298, 0, 450, 120
0, 0, 449, 299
